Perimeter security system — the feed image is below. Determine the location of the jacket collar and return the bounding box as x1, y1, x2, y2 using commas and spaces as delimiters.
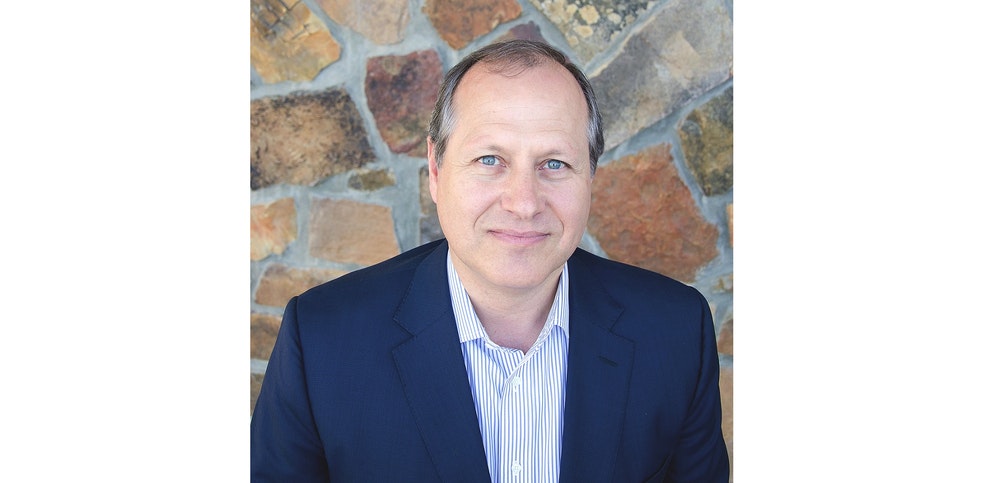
392, 241, 491, 481
559, 250, 634, 482
392, 242, 634, 482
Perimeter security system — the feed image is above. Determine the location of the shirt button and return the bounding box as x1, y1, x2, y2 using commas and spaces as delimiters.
512, 460, 523, 477
512, 376, 522, 392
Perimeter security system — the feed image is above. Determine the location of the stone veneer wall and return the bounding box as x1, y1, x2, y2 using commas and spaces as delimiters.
250, 0, 734, 476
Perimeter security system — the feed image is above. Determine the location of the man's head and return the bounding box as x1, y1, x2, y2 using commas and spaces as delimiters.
426, 40, 601, 295
428, 40, 604, 175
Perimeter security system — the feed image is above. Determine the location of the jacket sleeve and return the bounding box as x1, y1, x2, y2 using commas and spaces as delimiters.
665, 291, 730, 482
250, 296, 330, 482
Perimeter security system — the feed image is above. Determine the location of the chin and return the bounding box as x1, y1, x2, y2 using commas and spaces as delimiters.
486, 261, 563, 290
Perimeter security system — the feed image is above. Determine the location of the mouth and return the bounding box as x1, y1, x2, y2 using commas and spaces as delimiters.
488, 229, 550, 246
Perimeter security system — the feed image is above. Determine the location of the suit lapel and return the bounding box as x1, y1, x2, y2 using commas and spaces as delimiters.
392, 242, 491, 482
559, 253, 634, 482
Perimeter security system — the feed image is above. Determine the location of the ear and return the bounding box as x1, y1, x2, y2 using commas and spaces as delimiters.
426, 137, 440, 204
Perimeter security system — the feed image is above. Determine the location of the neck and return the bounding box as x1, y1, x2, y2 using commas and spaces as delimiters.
457, 267, 562, 353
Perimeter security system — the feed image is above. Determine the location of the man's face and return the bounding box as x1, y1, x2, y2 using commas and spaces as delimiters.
428, 61, 593, 294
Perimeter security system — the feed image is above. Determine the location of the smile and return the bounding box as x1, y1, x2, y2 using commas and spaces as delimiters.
488, 230, 549, 246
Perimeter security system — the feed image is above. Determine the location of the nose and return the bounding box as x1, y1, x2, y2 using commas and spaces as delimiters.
501, 168, 543, 219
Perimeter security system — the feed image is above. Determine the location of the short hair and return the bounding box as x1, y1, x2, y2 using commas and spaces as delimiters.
427, 40, 604, 175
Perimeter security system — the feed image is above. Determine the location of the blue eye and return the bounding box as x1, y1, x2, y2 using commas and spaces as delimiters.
545, 159, 564, 170
479, 155, 498, 166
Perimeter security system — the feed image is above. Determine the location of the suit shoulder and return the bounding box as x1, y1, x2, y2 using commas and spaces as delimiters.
570, 248, 703, 301
569, 249, 713, 346
297, 239, 444, 307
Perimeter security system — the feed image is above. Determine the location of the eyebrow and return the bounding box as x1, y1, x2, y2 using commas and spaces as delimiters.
467, 140, 577, 161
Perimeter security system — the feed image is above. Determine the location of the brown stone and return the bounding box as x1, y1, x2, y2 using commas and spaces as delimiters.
496, 21, 547, 43
251, 373, 265, 416
314, 0, 409, 45
309, 198, 401, 265
719, 365, 733, 479
528, 0, 652, 62
365, 50, 443, 156
588, 143, 718, 283
680, 87, 733, 196
250, 198, 297, 261
591, 0, 733, 150
348, 168, 397, 191
419, 165, 444, 244
251, 88, 377, 190
717, 318, 732, 356
255, 264, 348, 308
250, 0, 341, 83
423, 0, 522, 49
250, 312, 282, 360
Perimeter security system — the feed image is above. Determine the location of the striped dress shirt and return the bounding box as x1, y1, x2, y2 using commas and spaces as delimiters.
447, 252, 570, 483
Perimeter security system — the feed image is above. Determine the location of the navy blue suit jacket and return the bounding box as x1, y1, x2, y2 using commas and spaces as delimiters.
251, 239, 729, 482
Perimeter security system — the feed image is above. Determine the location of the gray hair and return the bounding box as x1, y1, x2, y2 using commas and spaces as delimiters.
427, 40, 604, 175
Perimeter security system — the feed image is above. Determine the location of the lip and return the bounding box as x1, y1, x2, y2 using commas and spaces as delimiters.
488, 229, 549, 246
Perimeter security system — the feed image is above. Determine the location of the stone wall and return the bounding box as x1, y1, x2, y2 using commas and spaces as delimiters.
250, 0, 734, 476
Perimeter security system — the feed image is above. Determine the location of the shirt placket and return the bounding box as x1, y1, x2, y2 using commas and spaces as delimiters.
495, 333, 552, 483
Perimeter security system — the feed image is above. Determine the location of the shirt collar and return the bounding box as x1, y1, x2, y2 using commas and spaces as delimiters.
447, 251, 570, 345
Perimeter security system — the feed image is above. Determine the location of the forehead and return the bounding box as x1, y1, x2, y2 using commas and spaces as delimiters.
454, 60, 585, 111
449, 61, 588, 150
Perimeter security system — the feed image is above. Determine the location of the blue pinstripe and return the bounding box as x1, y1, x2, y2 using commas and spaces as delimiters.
447, 252, 569, 483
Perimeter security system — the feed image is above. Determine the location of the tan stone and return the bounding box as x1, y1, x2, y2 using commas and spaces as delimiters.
423, 0, 522, 49
348, 168, 397, 191
572, 25, 594, 38
591, 0, 733, 149
251, 198, 297, 261
588, 143, 718, 283
578, 5, 600, 24
529, 0, 653, 62
717, 318, 733, 356
250, 313, 282, 360
680, 87, 733, 196
255, 264, 348, 308
250, 0, 341, 83
309, 198, 401, 266
719, 365, 733, 480
315, 0, 409, 45
251, 88, 377, 190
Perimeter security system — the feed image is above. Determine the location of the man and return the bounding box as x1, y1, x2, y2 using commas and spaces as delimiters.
251, 40, 729, 482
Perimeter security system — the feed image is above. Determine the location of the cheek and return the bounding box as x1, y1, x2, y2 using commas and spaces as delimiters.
437, 178, 491, 223
552, 184, 592, 226
568, 203, 591, 235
